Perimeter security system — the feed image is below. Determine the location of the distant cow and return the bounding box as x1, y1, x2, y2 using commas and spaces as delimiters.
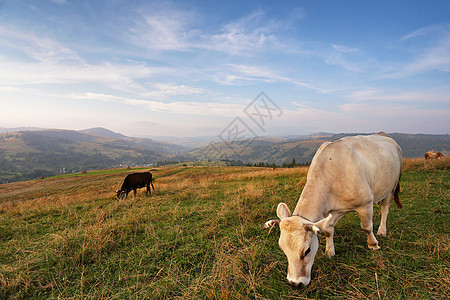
116, 172, 155, 199
424, 151, 444, 160
263, 133, 402, 287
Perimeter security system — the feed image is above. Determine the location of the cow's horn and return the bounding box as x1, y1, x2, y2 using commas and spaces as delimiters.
263, 219, 280, 229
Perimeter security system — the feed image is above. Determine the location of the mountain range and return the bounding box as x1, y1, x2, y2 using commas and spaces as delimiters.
0, 127, 448, 183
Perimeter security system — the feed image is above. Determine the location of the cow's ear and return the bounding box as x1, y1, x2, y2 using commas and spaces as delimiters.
277, 203, 291, 219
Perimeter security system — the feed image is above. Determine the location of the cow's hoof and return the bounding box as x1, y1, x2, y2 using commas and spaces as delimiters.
377, 227, 387, 236
325, 248, 335, 258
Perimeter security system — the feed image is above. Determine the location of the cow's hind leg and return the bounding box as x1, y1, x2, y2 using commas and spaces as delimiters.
377, 194, 392, 236
146, 184, 150, 196
357, 204, 380, 250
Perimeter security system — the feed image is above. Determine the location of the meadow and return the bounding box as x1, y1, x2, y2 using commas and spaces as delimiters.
0, 158, 448, 299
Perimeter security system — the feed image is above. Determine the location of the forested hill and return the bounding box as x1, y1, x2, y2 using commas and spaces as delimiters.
190, 133, 450, 165
389, 133, 449, 157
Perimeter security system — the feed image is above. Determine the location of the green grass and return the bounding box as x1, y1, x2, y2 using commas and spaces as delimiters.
0, 162, 448, 299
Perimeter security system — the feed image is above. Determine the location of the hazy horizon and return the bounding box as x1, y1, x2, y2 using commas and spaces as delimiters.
0, 125, 448, 141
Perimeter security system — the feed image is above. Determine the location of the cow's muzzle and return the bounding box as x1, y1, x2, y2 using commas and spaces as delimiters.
287, 276, 310, 288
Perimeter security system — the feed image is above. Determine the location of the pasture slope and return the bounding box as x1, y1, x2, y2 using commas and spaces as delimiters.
0, 158, 448, 299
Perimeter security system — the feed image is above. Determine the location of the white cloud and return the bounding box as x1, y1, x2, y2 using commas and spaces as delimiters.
208, 10, 279, 55
339, 101, 449, 121
128, 8, 298, 56
331, 44, 359, 53
390, 23, 450, 77
0, 25, 82, 63
285, 100, 450, 134
129, 9, 194, 51
0, 25, 173, 92
277, 102, 358, 134
214, 64, 331, 92
71, 92, 244, 117
215, 64, 281, 84
140, 83, 205, 99
338, 87, 450, 133
0, 26, 166, 90
50, 0, 66, 5
0, 86, 22, 92
324, 44, 364, 72
348, 88, 449, 103
403, 35, 450, 74
401, 23, 450, 41
0, 60, 165, 86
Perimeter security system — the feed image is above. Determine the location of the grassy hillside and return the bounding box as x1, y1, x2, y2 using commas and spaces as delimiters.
0, 159, 448, 299
0, 129, 188, 184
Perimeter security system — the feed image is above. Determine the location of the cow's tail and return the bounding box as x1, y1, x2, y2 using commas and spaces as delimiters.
394, 173, 402, 209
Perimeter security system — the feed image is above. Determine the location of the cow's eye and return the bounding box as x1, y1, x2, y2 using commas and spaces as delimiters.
304, 247, 311, 256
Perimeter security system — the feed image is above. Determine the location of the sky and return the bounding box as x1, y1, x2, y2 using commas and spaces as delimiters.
0, 0, 449, 138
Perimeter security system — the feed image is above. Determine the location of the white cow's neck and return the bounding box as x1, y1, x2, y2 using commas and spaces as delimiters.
292, 180, 329, 222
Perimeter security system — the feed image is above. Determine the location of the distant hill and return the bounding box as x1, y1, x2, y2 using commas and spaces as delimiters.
79, 127, 126, 139
0, 128, 189, 183
191, 133, 450, 165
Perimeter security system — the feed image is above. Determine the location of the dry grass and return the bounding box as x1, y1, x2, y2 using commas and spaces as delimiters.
0, 163, 448, 299
402, 156, 449, 171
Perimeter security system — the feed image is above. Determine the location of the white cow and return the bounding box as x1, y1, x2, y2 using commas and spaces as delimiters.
263, 133, 402, 287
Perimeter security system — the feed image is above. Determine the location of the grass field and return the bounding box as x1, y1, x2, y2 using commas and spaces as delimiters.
0, 158, 448, 299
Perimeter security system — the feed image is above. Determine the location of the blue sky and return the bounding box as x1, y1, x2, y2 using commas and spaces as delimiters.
0, 0, 449, 137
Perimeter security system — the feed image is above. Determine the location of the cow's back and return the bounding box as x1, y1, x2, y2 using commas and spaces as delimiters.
122, 172, 151, 188
307, 134, 402, 206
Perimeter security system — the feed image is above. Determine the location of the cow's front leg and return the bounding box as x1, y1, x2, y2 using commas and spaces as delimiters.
324, 227, 335, 257
357, 205, 380, 250
314, 213, 343, 258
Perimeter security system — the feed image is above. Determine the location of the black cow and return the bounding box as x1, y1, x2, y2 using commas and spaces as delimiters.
116, 171, 155, 199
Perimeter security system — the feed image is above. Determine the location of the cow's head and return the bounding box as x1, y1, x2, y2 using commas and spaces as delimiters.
116, 189, 126, 200
263, 203, 332, 287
